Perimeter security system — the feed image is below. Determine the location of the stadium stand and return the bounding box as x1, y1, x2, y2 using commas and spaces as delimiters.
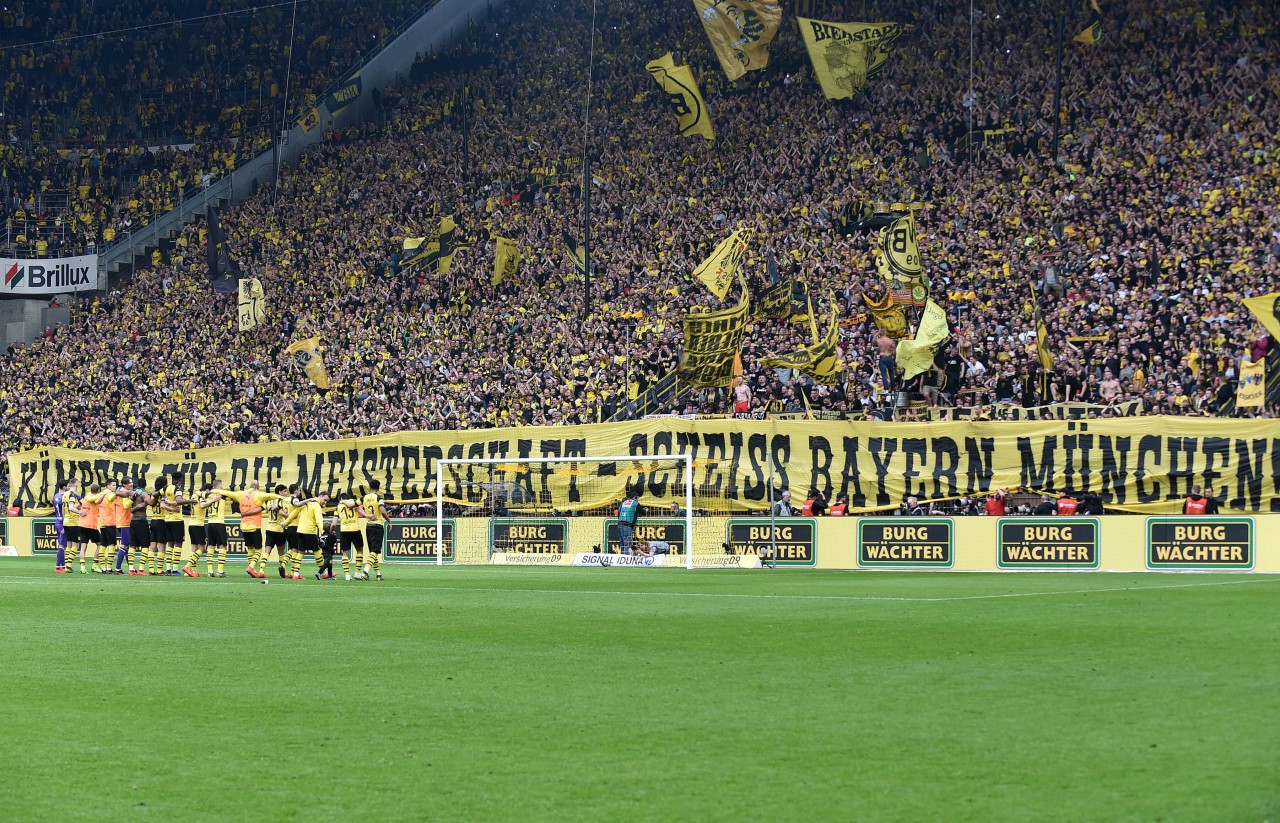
0, 0, 431, 258
1, 0, 1278, 495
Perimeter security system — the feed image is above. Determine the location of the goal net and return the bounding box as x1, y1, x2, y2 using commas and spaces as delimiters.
434, 455, 734, 567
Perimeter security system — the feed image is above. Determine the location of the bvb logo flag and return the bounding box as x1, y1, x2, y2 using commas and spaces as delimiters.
879, 214, 922, 281
284, 336, 331, 391
645, 53, 715, 141
760, 294, 842, 383
757, 276, 793, 320
692, 0, 783, 82
694, 227, 754, 299
1237, 358, 1265, 408
237, 277, 266, 332
677, 281, 750, 389
896, 298, 950, 380
863, 290, 909, 339
797, 18, 912, 100
492, 236, 522, 286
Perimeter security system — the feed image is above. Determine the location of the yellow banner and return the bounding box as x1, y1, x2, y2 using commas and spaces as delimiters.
759, 295, 840, 383
1237, 358, 1265, 407
284, 336, 331, 390
237, 277, 266, 332
896, 298, 949, 380
492, 236, 521, 286
797, 18, 911, 99
11, 417, 1280, 517
677, 287, 750, 388
645, 52, 715, 140
693, 228, 753, 298
692, 0, 783, 81
299, 108, 321, 134
1243, 293, 1280, 341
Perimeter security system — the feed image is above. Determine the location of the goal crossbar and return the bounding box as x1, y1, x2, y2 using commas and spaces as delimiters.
434, 455, 694, 567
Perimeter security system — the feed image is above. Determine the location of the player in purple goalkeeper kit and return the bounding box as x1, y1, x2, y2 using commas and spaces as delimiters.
53, 480, 68, 572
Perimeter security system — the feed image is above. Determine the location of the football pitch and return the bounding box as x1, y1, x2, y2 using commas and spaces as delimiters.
1, 559, 1276, 822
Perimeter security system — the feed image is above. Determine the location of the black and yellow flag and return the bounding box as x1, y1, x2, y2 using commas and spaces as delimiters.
797, 19, 911, 99
694, 228, 753, 298
1030, 284, 1054, 370
896, 299, 950, 380
757, 274, 793, 320
863, 290, 909, 339
564, 231, 587, 279
404, 214, 459, 274
284, 336, 331, 390
645, 53, 715, 140
879, 213, 922, 282
237, 277, 266, 332
1074, 0, 1102, 44
1243, 293, 1280, 341
677, 283, 750, 389
760, 295, 841, 383
325, 70, 362, 113
692, 0, 783, 82
492, 236, 521, 286
206, 205, 241, 294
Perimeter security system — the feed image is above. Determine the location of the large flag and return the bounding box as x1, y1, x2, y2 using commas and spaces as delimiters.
879, 213, 922, 281
492, 236, 521, 286
1074, 0, 1102, 44
284, 336, 331, 390
564, 231, 587, 280
692, 0, 783, 81
797, 19, 912, 100
895, 299, 950, 380
237, 277, 266, 332
1236, 358, 1265, 408
206, 206, 241, 294
403, 214, 459, 274
863, 290, 909, 339
677, 283, 750, 388
1243, 293, 1280, 341
760, 295, 841, 383
1030, 284, 1054, 370
645, 53, 715, 140
693, 228, 753, 298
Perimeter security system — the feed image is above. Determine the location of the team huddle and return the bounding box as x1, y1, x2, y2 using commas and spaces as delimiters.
51, 474, 389, 582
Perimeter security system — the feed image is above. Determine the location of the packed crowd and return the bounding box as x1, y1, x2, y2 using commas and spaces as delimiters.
0, 0, 428, 257
1, 0, 1278, 486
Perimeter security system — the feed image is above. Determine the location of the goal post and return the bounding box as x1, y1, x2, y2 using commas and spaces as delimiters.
435, 454, 707, 567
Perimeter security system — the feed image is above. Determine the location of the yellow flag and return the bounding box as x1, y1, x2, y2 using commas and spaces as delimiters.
759, 294, 842, 383
879, 213, 922, 282
693, 228, 753, 298
797, 18, 912, 100
492, 236, 521, 286
284, 336, 331, 390
1243, 293, 1280, 341
403, 236, 426, 251
677, 284, 750, 388
1030, 284, 1054, 370
1237, 358, 1266, 408
896, 299, 950, 380
863, 291, 909, 339
237, 277, 266, 332
691, 0, 783, 81
645, 53, 715, 140
404, 214, 459, 273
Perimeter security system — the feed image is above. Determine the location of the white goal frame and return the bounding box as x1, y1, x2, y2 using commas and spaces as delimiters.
435, 454, 694, 567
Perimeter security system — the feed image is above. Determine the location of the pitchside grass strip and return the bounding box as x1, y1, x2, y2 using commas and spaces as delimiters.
0, 559, 1275, 822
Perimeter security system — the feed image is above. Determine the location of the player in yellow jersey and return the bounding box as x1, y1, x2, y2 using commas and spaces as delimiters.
146, 476, 169, 575
263, 484, 290, 578
336, 493, 365, 580
160, 472, 189, 575
361, 480, 389, 581
63, 479, 84, 569
293, 492, 330, 580
186, 480, 231, 577
180, 483, 210, 577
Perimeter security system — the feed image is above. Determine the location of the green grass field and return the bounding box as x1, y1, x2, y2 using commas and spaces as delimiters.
1, 558, 1276, 822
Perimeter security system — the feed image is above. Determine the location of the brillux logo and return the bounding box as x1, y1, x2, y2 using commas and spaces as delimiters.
2, 261, 93, 290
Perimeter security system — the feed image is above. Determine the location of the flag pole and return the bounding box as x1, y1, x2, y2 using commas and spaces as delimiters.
1051, 2, 1066, 164
580, 0, 599, 320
